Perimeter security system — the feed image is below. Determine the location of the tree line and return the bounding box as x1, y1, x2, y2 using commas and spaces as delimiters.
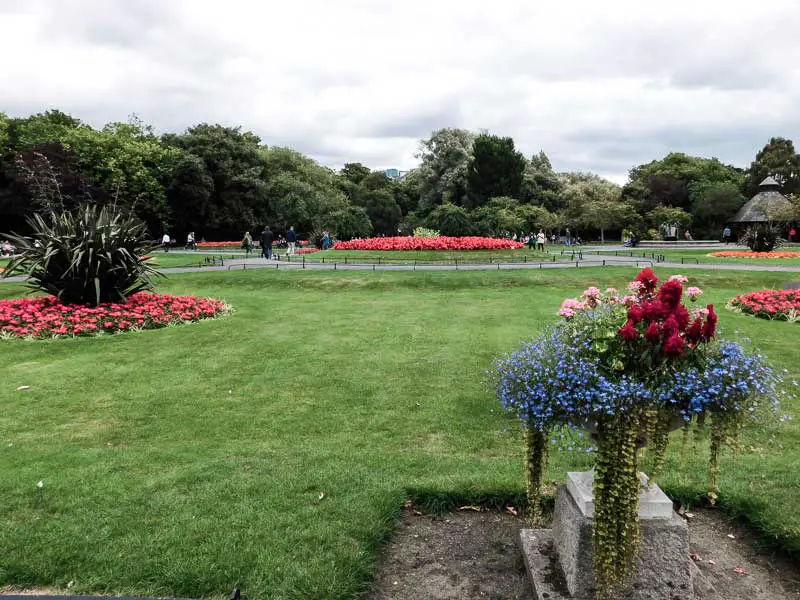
1, 110, 798, 242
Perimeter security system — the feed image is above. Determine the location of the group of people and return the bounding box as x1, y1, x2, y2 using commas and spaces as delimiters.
243, 226, 299, 260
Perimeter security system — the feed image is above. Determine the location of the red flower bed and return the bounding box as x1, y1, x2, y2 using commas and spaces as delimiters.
333, 236, 524, 251
196, 241, 241, 247
0, 293, 228, 339
710, 251, 800, 258
728, 289, 800, 322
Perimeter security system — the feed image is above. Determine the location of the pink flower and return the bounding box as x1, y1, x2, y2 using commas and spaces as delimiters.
559, 308, 576, 318
669, 275, 689, 283
561, 298, 580, 310
583, 287, 601, 298
627, 281, 644, 293
686, 287, 703, 301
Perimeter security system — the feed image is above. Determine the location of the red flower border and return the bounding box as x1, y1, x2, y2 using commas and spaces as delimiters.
333, 236, 524, 251
0, 293, 229, 339
728, 289, 800, 322
710, 251, 800, 258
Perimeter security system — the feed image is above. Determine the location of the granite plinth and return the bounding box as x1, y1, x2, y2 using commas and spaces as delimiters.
566, 470, 674, 519
552, 484, 691, 599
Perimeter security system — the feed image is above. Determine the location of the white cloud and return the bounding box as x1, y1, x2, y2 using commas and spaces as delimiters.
1, 0, 799, 180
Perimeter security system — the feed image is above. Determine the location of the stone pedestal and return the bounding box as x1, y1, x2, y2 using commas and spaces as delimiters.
521, 472, 693, 600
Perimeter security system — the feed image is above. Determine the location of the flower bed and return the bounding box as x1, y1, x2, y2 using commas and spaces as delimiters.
0, 293, 228, 339
197, 240, 310, 248
196, 241, 241, 247
728, 289, 800, 322
295, 248, 319, 254
710, 250, 800, 258
333, 236, 524, 251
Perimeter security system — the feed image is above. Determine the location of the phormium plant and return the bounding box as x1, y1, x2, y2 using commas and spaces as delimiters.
2, 203, 162, 305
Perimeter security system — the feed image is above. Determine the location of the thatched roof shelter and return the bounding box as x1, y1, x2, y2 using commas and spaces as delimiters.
730, 177, 793, 223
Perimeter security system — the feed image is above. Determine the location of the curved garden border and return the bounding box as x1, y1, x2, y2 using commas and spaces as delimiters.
0, 293, 230, 339
333, 236, 524, 251
727, 289, 800, 322
710, 251, 800, 258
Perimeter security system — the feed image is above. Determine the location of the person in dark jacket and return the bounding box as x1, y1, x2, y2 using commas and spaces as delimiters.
261, 226, 274, 260
286, 226, 297, 255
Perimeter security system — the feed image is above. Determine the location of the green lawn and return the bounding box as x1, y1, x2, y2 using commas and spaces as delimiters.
588, 247, 800, 266
295, 247, 570, 263
1, 268, 798, 599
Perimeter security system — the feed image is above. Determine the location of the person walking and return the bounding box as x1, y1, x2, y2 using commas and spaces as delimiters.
242, 231, 253, 257
722, 226, 731, 244
565, 228, 572, 246
162, 232, 171, 252
186, 231, 196, 250
260, 226, 274, 260
286, 226, 297, 255
322, 231, 331, 250
536, 229, 546, 252
789, 227, 797, 243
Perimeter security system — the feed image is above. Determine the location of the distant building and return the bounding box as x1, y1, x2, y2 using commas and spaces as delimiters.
383, 168, 410, 180
730, 176, 793, 224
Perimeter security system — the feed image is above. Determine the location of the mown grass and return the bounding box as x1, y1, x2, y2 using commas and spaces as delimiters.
589, 247, 800, 266
0, 267, 798, 599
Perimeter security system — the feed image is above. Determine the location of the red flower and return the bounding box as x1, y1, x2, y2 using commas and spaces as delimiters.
685, 318, 704, 343
635, 268, 659, 295
673, 304, 691, 331
644, 321, 661, 342
627, 305, 645, 323
619, 320, 639, 342
702, 305, 718, 340
642, 300, 670, 321
663, 333, 685, 357
656, 280, 683, 309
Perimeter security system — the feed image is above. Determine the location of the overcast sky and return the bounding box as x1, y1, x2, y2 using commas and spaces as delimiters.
1, 0, 799, 183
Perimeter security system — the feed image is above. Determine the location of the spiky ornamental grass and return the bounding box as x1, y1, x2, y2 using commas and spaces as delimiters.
3, 204, 161, 306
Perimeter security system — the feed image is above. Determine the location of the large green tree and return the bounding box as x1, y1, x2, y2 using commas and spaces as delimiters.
623, 153, 744, 213
424, 202, 474, 236
690, 181, 746, 238
261, 146, 349, 236
746, 137, 800, 195
466, 134, 526, 209
522, 151, 564, 211
163, 124, 268, 239
416, 128, 475, 212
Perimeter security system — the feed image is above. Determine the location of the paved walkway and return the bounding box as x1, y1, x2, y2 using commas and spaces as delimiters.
3, 253, 800, 284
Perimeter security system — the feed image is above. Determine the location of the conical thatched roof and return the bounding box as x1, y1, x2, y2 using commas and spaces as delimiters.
730, 177, 793, 223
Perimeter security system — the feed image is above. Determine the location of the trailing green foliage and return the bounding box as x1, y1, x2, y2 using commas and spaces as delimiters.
3, 204, 161, 305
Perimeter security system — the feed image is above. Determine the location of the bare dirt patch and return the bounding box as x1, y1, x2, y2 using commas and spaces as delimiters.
366, 507, 800, 600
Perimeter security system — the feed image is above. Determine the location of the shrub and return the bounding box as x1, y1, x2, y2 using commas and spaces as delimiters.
412, 227, 440, 238
739, 225, 784, 252
2, 204, 161, 306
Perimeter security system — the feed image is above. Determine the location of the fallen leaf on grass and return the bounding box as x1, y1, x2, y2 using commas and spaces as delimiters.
16, 386, 30, 391
318, 491, 325, 500
458, 505, 482, 512
734, 567, 747, 575
505, 506, 519, 516
727, 534, 736, 539
708, 560, 716, 566
403, 499, 415, 509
